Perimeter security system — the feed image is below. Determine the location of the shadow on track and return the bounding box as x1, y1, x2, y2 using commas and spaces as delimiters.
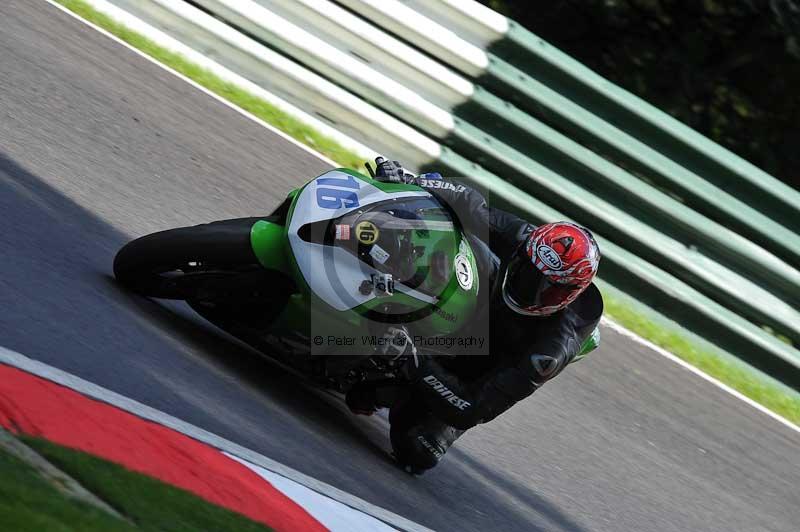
0, 151, 587, 531
0, 149, 367, 440
450, 448, 590, 532
107, 277, 395, 463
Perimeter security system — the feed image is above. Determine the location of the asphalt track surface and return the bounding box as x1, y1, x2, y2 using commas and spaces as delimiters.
1, 2, 798, 531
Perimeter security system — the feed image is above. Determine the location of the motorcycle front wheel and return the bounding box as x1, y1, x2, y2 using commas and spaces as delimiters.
113, 217, 269, 300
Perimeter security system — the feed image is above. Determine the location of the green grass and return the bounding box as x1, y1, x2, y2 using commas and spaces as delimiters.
56, 0, 800, 426
55, 0, 364, 170
0, 437, 271, 532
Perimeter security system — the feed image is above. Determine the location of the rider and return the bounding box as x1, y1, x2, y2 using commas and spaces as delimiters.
346, 158, 604, 474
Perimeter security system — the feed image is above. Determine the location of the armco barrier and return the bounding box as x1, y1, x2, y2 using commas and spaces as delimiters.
495, 21, 800, 237
262, 0, 800, 309
265, 0, 475, 109
338, 0, 800, 267
191, 0, 456, 136
89, 0, 800, 386
79, 0, 378, 162
193, 0, 800, 346
112, 0, 440, 167
455, 89, 800, 306
404, 0, 800, 260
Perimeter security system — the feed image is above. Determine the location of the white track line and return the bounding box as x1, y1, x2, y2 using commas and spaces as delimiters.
0, 346, 429, 531
45, 0, 799, 435
227, 453, 398, 532
602, 318, 800, 434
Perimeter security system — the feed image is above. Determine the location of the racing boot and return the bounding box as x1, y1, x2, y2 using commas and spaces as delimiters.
389, 396, 464, 475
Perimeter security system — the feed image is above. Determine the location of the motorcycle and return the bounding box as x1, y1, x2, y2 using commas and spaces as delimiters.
114, 164, 597, 395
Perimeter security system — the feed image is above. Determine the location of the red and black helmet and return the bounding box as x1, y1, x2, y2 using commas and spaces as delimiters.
502, 222, 600, 316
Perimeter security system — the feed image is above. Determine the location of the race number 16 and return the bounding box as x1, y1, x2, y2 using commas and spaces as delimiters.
315, 175, 360, 209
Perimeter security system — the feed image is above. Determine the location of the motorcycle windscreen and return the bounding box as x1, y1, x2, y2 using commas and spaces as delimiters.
336, 198, 459, 295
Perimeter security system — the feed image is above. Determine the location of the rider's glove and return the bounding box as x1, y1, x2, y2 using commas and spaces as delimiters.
374, 157, 415, 184
375, 326, 420, 377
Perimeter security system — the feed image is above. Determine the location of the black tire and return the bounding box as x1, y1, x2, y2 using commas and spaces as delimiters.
113, 217, 268, 299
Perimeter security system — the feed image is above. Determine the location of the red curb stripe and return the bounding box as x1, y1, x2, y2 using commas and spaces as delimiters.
0, 364, 328, 532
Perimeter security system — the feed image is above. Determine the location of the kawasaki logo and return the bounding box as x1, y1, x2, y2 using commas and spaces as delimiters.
422, 375, 471, 410
433, 306, 458, 322
454, 254, 473, 290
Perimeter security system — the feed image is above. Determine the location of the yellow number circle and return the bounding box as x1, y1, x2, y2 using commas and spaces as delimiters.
355, 221, 379, 245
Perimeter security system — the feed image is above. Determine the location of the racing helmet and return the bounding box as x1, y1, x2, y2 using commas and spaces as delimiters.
502, 222, 600, 316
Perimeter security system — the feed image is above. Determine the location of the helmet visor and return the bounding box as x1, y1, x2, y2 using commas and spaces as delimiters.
504, 247, 581, 315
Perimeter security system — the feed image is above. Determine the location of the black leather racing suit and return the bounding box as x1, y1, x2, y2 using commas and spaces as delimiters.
386, 176, 604, 472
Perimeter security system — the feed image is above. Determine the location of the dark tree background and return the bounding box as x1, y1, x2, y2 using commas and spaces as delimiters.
480, 0, 800, 190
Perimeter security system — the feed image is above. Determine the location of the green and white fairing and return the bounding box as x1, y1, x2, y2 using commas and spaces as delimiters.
249, 169, 480, 354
